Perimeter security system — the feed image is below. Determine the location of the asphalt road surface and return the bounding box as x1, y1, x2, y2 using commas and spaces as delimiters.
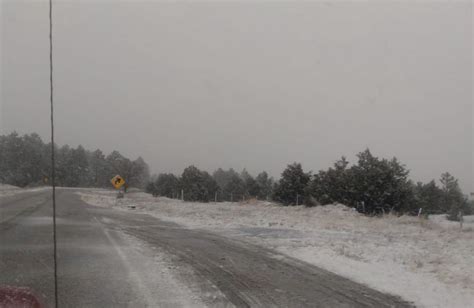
1, 189, 413, 307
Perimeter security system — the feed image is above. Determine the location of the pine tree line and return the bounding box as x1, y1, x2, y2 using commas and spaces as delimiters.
0, 132, 150, 189
300, 149, 472, 219
146, 166, 274, 202
147, 149, 472, 219
2, 132, 470, 219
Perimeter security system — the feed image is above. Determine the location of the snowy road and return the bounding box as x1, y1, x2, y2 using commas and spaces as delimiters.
0, 189, 412, 307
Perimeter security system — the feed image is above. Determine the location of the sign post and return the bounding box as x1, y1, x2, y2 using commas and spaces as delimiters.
111, 175, 126, 199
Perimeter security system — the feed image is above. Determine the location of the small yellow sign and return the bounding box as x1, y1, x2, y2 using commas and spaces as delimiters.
111, 175, 125, 189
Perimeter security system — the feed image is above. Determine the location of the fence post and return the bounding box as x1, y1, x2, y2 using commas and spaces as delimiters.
181, 189, 184, 201
296, 194, 299, 206
215, 191, 217, 203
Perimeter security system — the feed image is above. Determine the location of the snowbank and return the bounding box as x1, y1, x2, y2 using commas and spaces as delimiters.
78, 190, 474, 308
0, 184, 22, 198
0, 184, 49, 198
0, 184, 19, 190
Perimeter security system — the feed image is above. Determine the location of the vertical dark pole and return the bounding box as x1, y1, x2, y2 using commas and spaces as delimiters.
49, 0, 59, 307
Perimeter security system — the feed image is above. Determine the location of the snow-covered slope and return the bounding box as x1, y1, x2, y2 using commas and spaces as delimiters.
0, 184, 22, 198
0, 184, 49, 198
78, 190, 474, 308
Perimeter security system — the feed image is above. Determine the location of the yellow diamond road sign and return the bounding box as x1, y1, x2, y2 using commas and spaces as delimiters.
111, 175, 125, 189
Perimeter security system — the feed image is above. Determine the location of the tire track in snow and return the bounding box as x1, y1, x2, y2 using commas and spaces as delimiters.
94, 217, 158, 307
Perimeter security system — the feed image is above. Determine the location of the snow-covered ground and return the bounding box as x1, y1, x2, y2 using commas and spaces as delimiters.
0, 184, 49, 198
0, 184, 22, 197
78, 190, 474, 308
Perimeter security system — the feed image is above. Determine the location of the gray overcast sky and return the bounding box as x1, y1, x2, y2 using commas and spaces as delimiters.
1, 0, 473, 193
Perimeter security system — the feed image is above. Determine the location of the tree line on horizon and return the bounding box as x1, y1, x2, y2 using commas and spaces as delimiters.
146, 149, 472, 220
1, 132, 471, 220
0, 132, 150, 189
146, 167, 274, 202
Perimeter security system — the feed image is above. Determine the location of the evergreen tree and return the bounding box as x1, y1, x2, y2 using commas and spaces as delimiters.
70, 145, 90, 187
56, 145, 73, 186
440, 172, 469, 220
130, 157, 150, 188
0, 132, 150, 189
349, 149, 412, 214
181, 165, 214, 202
202, 171, 219, 200
273, 163, 310, 205
412, 180, 444, 214
151, 173, 180, 198
255, 171, 273, 200
223, 174, 246, 201
88, 149, 108, 187
241, 169, 260, 198
213, 168, 239, 191
305, 157, 353, 206
0, 132, 48, 186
